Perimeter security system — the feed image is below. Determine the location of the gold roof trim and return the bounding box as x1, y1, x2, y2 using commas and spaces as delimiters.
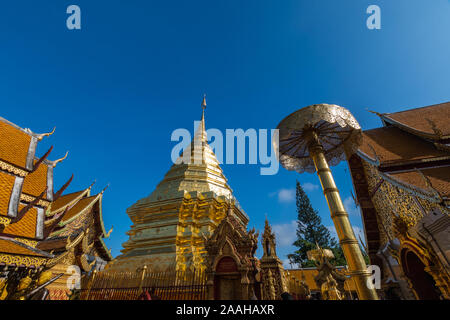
0, 160, 28, 177
0, 253, 47, 267
0, 216, 12, 228
19, 193, 51, 208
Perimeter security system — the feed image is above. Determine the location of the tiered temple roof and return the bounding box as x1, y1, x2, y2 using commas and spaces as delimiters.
0, 115, 112, 299
0, 117, 57, 266
348, 102, 450, 271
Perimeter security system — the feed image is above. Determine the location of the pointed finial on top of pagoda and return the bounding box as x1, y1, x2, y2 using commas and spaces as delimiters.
201, 94, 207, 121
194, 94, 207, 144
202, 93, 207, 109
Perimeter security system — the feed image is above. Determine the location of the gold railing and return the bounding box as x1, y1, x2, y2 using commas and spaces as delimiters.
79, 268, 207, 300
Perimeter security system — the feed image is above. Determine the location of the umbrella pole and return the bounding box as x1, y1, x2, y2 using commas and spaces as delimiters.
306, 130, 378, 300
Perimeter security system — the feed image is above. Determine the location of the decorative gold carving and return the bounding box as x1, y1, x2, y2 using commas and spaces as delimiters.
19, 194, 50, 208
0, 160, 28, 177
13, 238, 38, 248
361, 160, 450, 299
362, 161, 445, 244
0, 216, 12, 228
0, 253, 47, 267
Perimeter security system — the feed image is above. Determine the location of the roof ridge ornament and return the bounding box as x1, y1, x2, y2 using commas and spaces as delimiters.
49, 151, 69, 167
53, 174, 74, 201
88, 180, 96, 189
13, 187, 48, 223
24, 127, 56, 140
43, 206, 69, 239
31, 146, 54, 173
100, 183, 110, 194
414, 167, 443, 202
366, 109, 383, 117
425, 118, 443, 139
105, 225, 113, 238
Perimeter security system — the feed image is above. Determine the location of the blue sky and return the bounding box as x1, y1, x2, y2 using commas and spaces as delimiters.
1, 1, 449, 266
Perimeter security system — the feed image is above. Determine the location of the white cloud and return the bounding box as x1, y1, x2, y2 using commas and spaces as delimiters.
343, 196, 360, 216
302, 182, 319, 192
269, 184, 319, 204
272, 220, 297, 247
269, 188, 295, 203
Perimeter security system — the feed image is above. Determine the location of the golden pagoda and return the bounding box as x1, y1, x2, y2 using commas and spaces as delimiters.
108, 97, 249, 272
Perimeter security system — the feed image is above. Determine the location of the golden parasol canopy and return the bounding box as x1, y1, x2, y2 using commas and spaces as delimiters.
275, 103, 362, 173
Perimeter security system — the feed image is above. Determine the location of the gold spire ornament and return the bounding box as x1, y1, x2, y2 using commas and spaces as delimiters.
275, 103, 378, 300
202, 94, 207, 108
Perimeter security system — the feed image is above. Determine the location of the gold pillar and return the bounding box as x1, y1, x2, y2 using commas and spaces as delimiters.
306, 131, 378, 300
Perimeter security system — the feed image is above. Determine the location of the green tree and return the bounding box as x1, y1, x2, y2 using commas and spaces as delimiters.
288, 181, 346, 267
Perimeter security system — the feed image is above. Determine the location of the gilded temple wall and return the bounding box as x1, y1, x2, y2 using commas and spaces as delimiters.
108, 194, 239, 272
361, 161, 450, 299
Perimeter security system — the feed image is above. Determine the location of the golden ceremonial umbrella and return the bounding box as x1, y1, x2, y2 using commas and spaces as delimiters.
275, 103, 378, 300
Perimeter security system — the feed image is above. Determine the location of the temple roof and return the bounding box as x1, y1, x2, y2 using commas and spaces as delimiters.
0, 171, 16, 217
0, 114, 112, 267
39, 188, 112, 261
380, 102, 450, 140
0, 237, 52, 258
2, 205, 39, 239
22, 160, 49, 199
354, 101, 450, 205
359, 126, 449, 169
48, 188, 90, 216
59, 194, 99, 225
0, 118, 33, 169
388, 167, 450, 199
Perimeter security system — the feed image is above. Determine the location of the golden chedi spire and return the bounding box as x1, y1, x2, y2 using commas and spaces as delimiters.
109, 97, 248, 273
133, 95, 236, 205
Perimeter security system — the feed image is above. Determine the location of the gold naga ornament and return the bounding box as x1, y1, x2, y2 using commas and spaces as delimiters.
275, 103, 378, 300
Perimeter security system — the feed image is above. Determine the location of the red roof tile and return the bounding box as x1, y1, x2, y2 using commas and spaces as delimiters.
359, 126, 449, 167
382, 102, 450, 139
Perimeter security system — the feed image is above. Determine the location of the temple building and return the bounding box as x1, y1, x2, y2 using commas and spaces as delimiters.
0, 116, 111, 300
203, 207, 260, 299
347, 102, 450, 300
108, 98, 249, 272
37, 184, 113, 299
